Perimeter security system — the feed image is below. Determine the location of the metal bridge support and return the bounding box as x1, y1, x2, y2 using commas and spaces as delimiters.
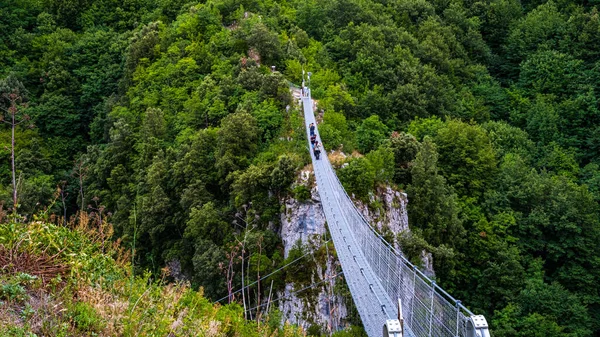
467, 315, 490, 337
383, 320, 402, 337
383, 298, 404, 337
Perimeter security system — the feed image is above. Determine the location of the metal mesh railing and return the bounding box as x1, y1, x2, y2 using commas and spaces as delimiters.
301, 89, 480, 337
323, 155, 475, 337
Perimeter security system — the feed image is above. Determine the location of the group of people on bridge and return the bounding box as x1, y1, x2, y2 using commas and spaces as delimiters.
309, 123, 321, 160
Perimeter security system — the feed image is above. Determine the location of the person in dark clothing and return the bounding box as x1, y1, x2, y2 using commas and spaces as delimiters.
310, 134, 316, 144
309, 123, 315, 136
314, 146, 321, 160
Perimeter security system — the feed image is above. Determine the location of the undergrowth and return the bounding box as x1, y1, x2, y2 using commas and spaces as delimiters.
0, 218, 304, 337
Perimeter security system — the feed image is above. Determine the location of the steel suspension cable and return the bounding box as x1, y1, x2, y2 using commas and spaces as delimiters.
214, 239, 332, 304
245, 271, 344, 313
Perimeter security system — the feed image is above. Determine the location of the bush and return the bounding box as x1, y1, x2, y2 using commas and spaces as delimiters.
338, 157, 376, 200
307, 324, 321, 336
293, 184, 311, 201
69, 302, 104, 333
332, 326, 367, 337
0, 282, 26, 302
356, 115, 389, 153
365, 145, 395, 184
0, 326, 38, 337
319, 111, 352, 151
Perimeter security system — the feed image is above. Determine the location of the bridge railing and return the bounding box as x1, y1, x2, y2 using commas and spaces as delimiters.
319, 145, 477, 337
298, 86, 487, 337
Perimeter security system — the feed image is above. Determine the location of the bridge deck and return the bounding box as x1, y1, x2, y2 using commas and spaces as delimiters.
302, 94, 414, 337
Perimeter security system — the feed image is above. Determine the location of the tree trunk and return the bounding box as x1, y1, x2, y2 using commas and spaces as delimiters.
241, 239, 247, 319
265, 279, 274, 315
62, 192, 67, 225
11, 107, 17, 213
79, 173, 85, 212
256, 236, 262, 323
246, 253, 252, 321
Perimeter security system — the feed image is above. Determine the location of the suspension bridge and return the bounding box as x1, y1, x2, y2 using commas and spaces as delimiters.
301, 87, 490, 337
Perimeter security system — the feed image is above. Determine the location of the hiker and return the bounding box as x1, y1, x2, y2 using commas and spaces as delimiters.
314, 145, 321, 160
310, 134, 316, 145
309, 123, 315, 136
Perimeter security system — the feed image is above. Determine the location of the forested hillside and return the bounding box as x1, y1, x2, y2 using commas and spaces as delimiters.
1, 0, 600, 335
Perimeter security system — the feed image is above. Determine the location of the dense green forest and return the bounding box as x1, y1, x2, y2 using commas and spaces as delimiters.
2, 0, 600, 335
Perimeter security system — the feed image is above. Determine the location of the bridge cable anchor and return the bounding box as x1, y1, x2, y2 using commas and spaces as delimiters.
383, 299, 403, 337
467, 315, 490, 337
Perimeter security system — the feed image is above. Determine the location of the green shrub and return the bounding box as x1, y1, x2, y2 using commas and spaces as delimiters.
293, 184, 311, 201
332, 326, 367, 337
338, 157, 376, 200
307, 324, 321, 336
0, 326, 38, 337
0, 282, 26, 302
356, 115, 389, 153
319, 111, 352, 151
69, 302, 104, 333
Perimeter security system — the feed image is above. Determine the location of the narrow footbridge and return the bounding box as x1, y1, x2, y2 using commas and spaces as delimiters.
301, 90, 490, 337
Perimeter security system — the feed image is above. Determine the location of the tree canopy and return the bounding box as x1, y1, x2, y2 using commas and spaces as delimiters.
2, 0, 600, 334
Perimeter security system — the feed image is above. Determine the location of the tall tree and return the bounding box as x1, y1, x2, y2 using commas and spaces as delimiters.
216, 112, 259, 181
407, 137, 464, 248
0, 75, 29, 213
356, 115, 389, 153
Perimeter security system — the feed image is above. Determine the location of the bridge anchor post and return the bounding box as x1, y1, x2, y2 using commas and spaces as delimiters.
467, 315, 490, 337
383, 299, 403, 337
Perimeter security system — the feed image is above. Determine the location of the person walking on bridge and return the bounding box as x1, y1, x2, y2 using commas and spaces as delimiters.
313, 144, 321, 160
309, 123, 315, 136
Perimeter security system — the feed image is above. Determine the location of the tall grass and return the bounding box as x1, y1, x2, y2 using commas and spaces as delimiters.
0, 218, 304, 336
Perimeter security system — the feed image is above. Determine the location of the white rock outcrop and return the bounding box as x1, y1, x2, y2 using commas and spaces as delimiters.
356, 186, 409, 240
278, 166, 410, 332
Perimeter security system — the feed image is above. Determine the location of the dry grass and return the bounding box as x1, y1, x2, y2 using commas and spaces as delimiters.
327, 151, 349, 167
0, 218, 306, 337
0, 242, 69, 285
18, 288, 68, 334
75, 283, 129, 336
0, 203, 6, 223
301, 163, 314, 173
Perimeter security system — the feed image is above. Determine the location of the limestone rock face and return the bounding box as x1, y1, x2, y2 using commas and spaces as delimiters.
280, 187, 326, 257
354, 186, 409, 243
277, 167, 410, 331
278, 168, 342, 332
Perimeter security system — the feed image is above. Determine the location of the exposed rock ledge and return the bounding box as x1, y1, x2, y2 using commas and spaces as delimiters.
278, 165, 409, 332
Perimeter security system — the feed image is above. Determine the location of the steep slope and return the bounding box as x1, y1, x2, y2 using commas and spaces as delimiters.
278, 163, 410, 334
0, 219, 303, 337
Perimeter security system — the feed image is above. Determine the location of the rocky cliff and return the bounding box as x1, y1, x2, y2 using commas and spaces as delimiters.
277, 165, 409, 332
